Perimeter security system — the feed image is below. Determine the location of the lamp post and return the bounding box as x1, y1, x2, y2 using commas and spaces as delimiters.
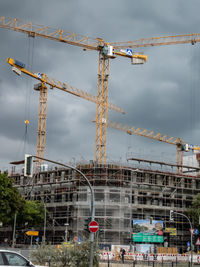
43, 204, 46, 244
12, 212, 17, 248
27, 155, 95, 267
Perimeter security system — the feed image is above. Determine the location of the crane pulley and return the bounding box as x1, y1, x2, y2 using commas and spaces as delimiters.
2, 16, 200, 164
1, 16, 147, 164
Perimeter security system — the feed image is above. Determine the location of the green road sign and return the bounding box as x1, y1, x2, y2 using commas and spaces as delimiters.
132, 232, 163, 243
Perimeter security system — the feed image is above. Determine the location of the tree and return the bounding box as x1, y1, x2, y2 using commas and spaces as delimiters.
0, 171, 24, 225
73, 241, 99, 267
18, 200, 46, 228
187, 193, 200, 227
31, 243, 55, 265
0, 171, 46, 229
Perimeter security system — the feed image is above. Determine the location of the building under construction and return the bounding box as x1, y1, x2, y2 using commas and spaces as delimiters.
2, 157, 199, 254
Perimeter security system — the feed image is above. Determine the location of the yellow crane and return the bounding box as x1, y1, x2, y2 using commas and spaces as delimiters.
0, 16, 147, 164
7, 57, 124, 165
106, 120, 200, 172
1, 17, 200, 164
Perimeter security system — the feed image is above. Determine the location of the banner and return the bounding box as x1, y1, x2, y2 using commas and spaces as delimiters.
132, 219, 164, 243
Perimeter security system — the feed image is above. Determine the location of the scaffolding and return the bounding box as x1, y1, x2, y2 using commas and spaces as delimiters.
3, 159, 200, 253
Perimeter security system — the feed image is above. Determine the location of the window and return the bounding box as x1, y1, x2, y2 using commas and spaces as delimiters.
162, 175, 169, 186
110, 193, 120, 202
149, 174, 157, 184
173, 177, 181, 187
95, 209, 104, 216
138, 196, 147, 204
196, 180, 200, 189
184, 178, 192, 188
4, 252, 28, 266
162, 198, 171, 207
95, 193, 104, 202
78, 193, 87, 201
136, 173, 145, 183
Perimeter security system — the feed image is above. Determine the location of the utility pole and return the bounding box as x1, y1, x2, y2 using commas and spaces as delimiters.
12, 212, 17, 247
64, 223, 69, 242
43, 204, 46, 244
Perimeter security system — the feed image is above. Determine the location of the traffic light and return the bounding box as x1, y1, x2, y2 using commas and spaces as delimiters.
99, 229, 103, 236
24, 154, 33, 177
84, 217, 91, 232
170, 210, 174, 221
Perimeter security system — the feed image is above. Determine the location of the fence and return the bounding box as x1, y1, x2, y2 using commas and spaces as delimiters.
100, 252, 200, 266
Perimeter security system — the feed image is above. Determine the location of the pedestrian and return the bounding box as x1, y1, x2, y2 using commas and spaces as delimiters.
121, 248, 125, 263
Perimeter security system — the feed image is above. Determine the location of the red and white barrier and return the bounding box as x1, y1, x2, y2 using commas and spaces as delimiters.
100, 252, 200, 263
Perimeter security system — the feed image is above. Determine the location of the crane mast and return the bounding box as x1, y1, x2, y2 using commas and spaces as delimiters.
1, 17, 147, 163
3, 17, 200, 164
7, 58, 124, 165
34, 82, 47, 164
95, 53, 109, 163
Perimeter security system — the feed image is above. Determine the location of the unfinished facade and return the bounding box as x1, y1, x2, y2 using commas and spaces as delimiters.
3, 158, 200, 253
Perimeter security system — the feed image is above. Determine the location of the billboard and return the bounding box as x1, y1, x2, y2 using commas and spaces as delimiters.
132, 219, 164, 243
165, 228, 177, 236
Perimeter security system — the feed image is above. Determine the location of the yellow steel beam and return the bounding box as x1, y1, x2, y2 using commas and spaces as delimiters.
110, 33, 200, 49
7, 57, 125, 114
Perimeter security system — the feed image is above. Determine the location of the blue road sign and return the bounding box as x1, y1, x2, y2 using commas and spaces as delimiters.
126, 49, 133, 56
78, 237, 82, 243
187, 241, 191, 247
37, 73, 42, 79
195, 229, 199, 235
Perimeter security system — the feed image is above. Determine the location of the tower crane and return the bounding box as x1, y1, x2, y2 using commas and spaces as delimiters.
0, 16, 147, 164
1, 17, 200, 163
7, 57, 124, 165
106, 120, 200, 173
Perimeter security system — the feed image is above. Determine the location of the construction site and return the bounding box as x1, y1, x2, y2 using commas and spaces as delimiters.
0, 156, 198, 255
1, 17, 200, 257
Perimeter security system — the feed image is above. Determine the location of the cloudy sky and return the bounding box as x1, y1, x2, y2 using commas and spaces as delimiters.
1, 0, 200, 172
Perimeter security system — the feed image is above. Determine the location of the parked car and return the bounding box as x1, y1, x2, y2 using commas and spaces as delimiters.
0, 250, 45, 267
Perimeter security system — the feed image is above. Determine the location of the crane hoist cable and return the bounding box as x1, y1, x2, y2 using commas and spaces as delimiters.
2, 16, 200, 163
0, 16, 147, 164
7, 57, 125, 166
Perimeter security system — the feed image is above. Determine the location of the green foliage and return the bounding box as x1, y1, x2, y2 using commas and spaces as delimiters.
31, 243, 55, 265
18, 200, 46, 228
73, 241, 99, 267
187, 193, 200, 227
53, 245, 74, 267
0, 171, 46, 228
0, 172, 24, 224
31, 241, 100, 267
132, 223, 148, 232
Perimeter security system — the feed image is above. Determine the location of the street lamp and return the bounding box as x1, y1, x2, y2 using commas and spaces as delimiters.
26, 155, 95, 267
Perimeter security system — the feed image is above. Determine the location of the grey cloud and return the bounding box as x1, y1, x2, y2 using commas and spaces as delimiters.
1, 0, 200, 171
